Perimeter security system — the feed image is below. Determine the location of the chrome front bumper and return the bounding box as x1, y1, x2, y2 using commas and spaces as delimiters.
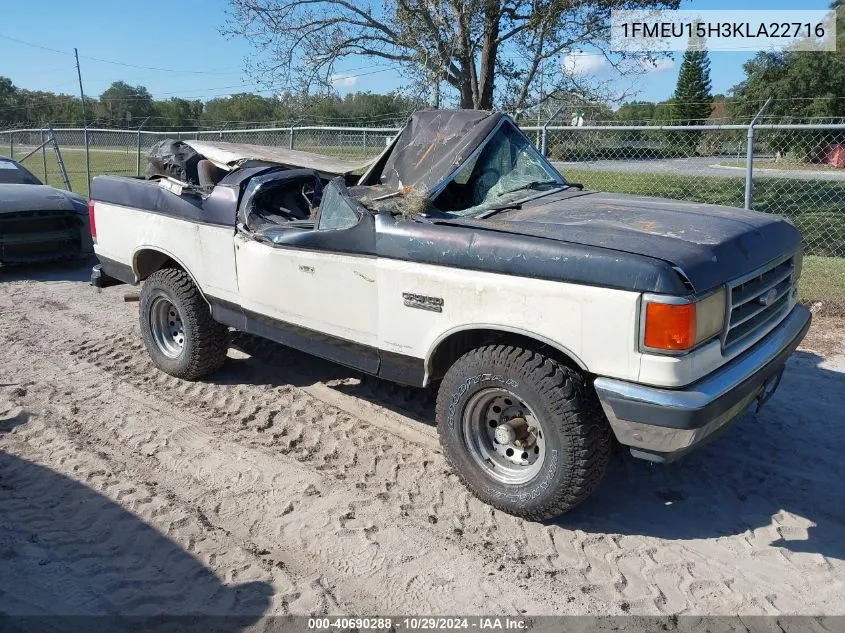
594, 305, 812, 462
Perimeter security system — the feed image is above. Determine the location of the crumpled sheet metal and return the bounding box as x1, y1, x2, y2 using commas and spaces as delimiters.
184, 140, 369, 176
146, 139, 202, 184
379, 110, 503, 194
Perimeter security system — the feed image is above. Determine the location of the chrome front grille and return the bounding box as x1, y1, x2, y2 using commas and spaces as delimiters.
724, 255, 797, 351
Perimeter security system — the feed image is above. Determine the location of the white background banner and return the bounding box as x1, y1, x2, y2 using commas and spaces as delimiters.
611, 10, 837, 52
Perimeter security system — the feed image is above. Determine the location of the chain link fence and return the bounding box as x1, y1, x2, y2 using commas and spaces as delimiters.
3, 122, 844, 307
1, 126, 401, 196
544, 124, 845, 257
542, 123, 845, 308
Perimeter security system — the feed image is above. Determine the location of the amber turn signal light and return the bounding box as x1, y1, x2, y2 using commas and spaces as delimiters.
643, 302, 696, 351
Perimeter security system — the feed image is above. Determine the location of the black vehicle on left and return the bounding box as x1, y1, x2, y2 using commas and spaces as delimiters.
0, 156, 93, 265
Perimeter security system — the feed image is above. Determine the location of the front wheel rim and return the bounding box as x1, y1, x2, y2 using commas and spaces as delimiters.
149, 294, 185, 359
461, 387, 546, 485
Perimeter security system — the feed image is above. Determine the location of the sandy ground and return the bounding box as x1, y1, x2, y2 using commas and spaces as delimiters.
1, 260, 844, 619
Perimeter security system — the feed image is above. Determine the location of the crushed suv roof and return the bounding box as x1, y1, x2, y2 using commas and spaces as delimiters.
373, 109, 502, 193
184, 140, 368, 176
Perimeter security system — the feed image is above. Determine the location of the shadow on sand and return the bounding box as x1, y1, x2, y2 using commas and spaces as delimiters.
0, 257, 95, 284
222, 332, 437, 424
219, 334, 845, 562
556, 350, 845, 562
0, 445, 273, 632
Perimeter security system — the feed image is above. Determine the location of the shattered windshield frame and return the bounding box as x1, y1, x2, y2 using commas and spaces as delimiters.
427, 117, 568, 218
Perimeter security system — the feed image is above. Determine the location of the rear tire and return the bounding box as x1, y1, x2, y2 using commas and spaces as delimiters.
139, 268, 228, 380
436, 345, 611, 520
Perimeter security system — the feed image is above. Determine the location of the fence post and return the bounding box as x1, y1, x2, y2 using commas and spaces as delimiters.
9, 131, 13, 158
40, 130, 48, 184
743, 126, 755, 210
84, 128, 91, 196
136, 117, 150, 177
744, 97, 771, 210
540, 105, 564, 157
289, 127, 295, 150
363, 130, 368, 155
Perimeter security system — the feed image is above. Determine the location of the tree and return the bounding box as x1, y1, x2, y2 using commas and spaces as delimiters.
154, 98, 204, 130
0, 79, 91, 127
336, 91, 424, 123
201, 93, 280, 127
15, 90, 87, 126
670, 39, 712, 153
729, 1, 844, 160
672, 50, 712, 124
730, 2, 844, 122
223, 0, 678, 112
708, 94, 728, 123
0, 77, 15, 105
0, 77, 18, 125
616, 100, 675, 125
614, 99, 673, 149
98, 82, 156, 127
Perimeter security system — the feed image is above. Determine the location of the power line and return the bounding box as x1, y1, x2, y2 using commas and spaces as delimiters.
0, 33, 242, 75
10, 66, 75, 78
1, 32, 404, 86
80, 54, 243, 75
0, 34, 72, 56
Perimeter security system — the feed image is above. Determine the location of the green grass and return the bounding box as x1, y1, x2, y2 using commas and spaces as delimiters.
564, 168, 845, 311
564, 168, 845, 259
11, 149, 844, 309
12, 145, 381, 197
14, 147, 137, 197
800, 255, 845, 313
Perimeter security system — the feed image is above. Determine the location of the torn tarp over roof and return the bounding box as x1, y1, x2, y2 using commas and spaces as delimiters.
184, 140, 370, 177
379, 109, 504, 194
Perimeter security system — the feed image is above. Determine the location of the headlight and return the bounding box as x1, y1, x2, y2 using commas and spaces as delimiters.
641, 288, 726, 353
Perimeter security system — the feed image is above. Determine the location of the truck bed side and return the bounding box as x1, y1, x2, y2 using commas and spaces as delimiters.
90, 175, 239, 304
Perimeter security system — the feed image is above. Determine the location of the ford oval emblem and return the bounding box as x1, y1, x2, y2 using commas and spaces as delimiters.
758, 288, 778, 307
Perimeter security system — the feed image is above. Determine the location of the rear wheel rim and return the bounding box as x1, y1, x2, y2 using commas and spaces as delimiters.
149, 294, 185, 359
461, 387, 546, 485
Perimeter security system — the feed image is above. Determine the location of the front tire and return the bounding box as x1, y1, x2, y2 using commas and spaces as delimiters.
436, 345, 611, 520
139, 268, 229, 380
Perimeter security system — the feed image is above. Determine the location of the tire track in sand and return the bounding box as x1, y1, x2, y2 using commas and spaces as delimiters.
3, 275, 844, 615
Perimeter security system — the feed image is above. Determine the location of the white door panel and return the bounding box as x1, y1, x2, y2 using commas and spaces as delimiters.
234, 235, 378, 346
376, 258, 642, 383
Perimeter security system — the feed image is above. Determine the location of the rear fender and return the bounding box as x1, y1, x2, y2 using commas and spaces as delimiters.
132, 246, 210, 307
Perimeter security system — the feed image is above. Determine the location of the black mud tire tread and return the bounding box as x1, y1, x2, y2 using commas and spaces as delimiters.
435, 345, 612, 520
139, 268, 229, 380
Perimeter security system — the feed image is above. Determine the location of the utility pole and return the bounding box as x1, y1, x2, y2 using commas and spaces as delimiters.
74, 48, 91, 195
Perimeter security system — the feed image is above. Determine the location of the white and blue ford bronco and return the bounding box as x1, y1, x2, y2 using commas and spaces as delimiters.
88, 110, 810, 519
